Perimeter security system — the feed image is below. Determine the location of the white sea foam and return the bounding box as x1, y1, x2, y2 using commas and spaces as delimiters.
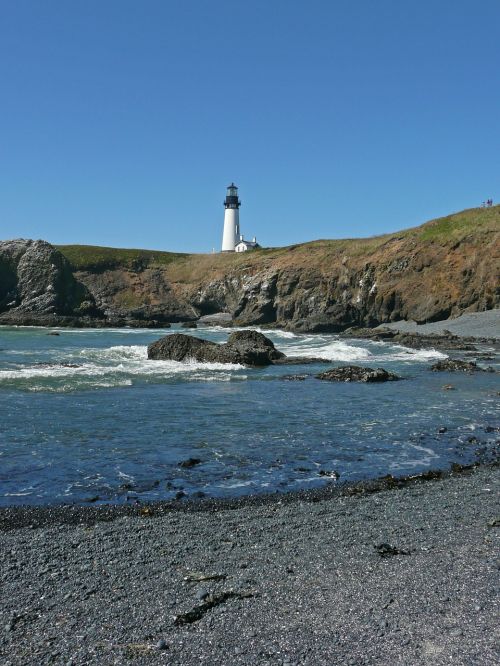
0, 344, 245, 390
369, 344, 447, 362
284, 337, 371, 361
388, 443, 440, 470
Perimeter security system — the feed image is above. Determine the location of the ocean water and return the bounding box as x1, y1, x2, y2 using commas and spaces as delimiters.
0, 325, 498, 506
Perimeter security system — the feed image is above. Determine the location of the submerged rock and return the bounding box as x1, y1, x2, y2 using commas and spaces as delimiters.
179, 457, 202, 468
316, 365, 400, 382
430, 359, 485, 372
147, 330, 285, 367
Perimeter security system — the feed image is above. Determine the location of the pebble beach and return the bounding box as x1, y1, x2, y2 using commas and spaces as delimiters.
1, 464, 499, 665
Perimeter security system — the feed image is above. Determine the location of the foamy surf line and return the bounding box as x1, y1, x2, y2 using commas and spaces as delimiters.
0, 344, 246, 389
285, 339, 371, 361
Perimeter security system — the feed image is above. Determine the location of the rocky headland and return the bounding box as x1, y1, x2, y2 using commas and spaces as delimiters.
1, 206, 498, 333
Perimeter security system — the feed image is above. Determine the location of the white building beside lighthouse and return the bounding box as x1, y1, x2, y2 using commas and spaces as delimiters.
221, 183, 259, 252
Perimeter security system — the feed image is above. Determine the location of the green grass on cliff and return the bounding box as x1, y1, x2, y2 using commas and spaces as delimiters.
57, 244, 189, 271
57, 206, 499, 272
415, 205, 499, 241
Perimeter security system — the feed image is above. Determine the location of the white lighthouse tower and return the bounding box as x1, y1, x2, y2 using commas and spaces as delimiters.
221, 183, 240, 252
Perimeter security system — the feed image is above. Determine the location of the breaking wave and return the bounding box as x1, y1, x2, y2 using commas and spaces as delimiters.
0, 344, 246, 392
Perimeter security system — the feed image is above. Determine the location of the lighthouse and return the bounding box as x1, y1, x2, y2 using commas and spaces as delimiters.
221, 183, 240, 252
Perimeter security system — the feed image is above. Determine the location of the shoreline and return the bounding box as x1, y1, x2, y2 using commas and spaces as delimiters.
1, 461, 499, 665
0, 461, 495, 531
1, 308, 499, 340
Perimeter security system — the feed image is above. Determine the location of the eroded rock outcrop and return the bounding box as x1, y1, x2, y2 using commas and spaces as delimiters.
147, 330, 285, 366
0, 239, 99, 324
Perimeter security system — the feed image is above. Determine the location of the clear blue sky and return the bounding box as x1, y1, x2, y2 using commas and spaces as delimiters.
1, 1, 499, 252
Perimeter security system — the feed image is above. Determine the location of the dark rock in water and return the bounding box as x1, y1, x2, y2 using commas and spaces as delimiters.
341, 327, 478, 351
430, 359, 485, 372
47, 331, 60, 336
437, 427, 448, 434
316, 365, 400, 383
225, 330, 285, 365
179, 457, 202, 468
282, 374, 308, 381
32, 362, 81, 369
181, 321, 198, 328
148, 334, 220, 362
147, 330, 285, 367
272, 356, 330, 365
318, 470, 340, 479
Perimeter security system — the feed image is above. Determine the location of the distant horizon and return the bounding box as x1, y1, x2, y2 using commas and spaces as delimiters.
1, 1, 499, 252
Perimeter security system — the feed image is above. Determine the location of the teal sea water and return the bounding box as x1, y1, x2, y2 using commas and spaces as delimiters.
0, 325, 498, 506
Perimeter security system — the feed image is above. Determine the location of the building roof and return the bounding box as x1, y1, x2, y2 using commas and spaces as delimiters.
236, 239, 259, 247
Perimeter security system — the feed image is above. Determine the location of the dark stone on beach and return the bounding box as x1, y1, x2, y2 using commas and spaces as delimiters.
156, 639, 168, 650
181, 321, 198, 328
179, 458, 202, 469
430, 359, 484, 372
196, 588, 209, 601
375, 543, 410, 558
316, 365, 400, 383
147, 330, 285, 367
175, 491, 186, 500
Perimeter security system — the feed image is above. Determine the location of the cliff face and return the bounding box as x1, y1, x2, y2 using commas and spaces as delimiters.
0, 239, 99, 324
1, 206, 498, 330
